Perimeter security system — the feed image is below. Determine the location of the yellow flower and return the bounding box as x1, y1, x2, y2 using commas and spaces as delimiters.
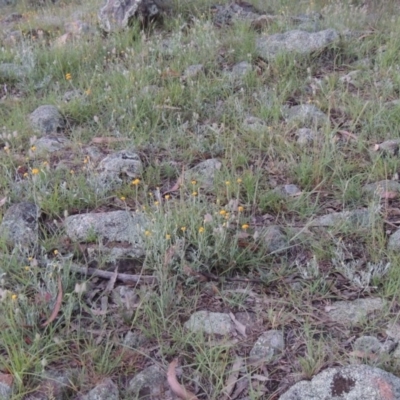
144, 230, 151, 237
238, 206, 244, 213
225, 181, 230, 186
85, 88, 91, 95
191, 180, 197, 185
131, 178, 140, 186
198, 227, 205, 233
42, 161, 49, 166
30, 146, 36, 151
192, 191, 198, 196
242, 224, 250, 230
31, 168, 40, 175
24, 266, 30, 271
70, 170, 75, 174
3, 146, 10, 153
11, 294, 17, 300
154, 201, 159, 206
165, 234, 171, 240
65, 73, 72, 80
120, 196, 126, 201
219, 210, 227, 216
164, 194, 170, 200
237, 178, 242, 184
53, 250, 58, 255
181, 226, 186, 232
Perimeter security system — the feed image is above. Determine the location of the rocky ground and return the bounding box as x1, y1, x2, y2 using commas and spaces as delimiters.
1, 0, 400, 399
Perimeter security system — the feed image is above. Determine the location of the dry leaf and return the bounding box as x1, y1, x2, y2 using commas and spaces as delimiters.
0, 197, 6, 207
374, 144, 380, 151
167, 359, 198, 400
161, 69, 181, 78
221, 356, 243, 400
41, 276, 63, 328
90, 137, 130, 144
229, 313, 247, 337
104, 267, 118, 293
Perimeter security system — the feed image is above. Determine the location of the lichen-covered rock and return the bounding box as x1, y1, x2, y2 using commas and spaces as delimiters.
184, 311, 234, 335
29, 105, 65, 135
82, 378, 119, 400
256, 29, 339, 60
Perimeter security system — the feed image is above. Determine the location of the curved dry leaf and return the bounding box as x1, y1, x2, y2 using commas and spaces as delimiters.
41, 276, 63, 328
229, 312, 247, 337
221, 356, 243, 400
167, 359, 198, 400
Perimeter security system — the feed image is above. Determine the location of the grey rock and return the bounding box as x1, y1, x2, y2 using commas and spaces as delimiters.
187, 159, 222, 189
250, 330, 284, 362
242, 116, 266, 132
326, 298, 385, 325
283, 104, 329, 128
291, 12, 323, 32
141, 85, 160, 96
280, 364, 400, 400
310, 209, 371, 229
0, 374, 12, 400
273, 184, 301, 197
184, 311, 234, 335
0, 202, 40, 252
363, 180, 400, 198
123, 330, 146, 348
112, 286, 139, 311
230, 61, 252, 79
183, 64, 204, 79
353, 336, 382, 355
213, 2, 263, 27
296, 127, 317, 145
95, 149, 143, 191
388, 228, 400, 252
127, 365, 166, 397
98, 0, 165, 33
34, 135, 71, 155
82, 378, 118, 400
64, 210, 148, 259
262, 225, 288, 254
376, 139, 400, 156
256, 29, 339, 60
29, 105, 65, 136
63, 90, 85, 103
84, 146, 105, 162
0, 63, 29, 82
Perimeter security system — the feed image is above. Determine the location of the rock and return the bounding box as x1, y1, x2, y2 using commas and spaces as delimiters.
273, 184, 301, 197
256, 29, 339, 60
184, 311, 234, 335
29, 105, 65, 136
242, 116, 266, 132
283, 104, 329, 128
127, 365, 166, 397
352, 335, 395, 357
280, 364, 400, 400
326, 298, 385, 325
112, 286, 139, 319
0, 202, 40, 252
363, 180, 400, 198
310, 209, 371, 229
63, 90, 85, 103
375, 139, 400, 156
388, 228, 400, 252
82, 378, 119, 400
186, 159, 222, 189
123, 330, 146, 348
250, 330, 284, 362
0, 63, 29, 82
34, 135, 71, 155
0, 373, 12, 400
291, 12, 322, 32
64, 210, 148, 260
183, 64, 204, 79
230, 61, 252, 79
94, 149, 143, 191
26, 369, 72, 399
296, 128, 317, 145
212, 2, 264, 27
262, 225, 288, 254
98, 0, 166, 33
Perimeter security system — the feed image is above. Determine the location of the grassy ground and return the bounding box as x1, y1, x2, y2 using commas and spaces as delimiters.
1, 0, 400, 398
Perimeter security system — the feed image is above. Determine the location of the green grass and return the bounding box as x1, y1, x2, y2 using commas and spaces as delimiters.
1, 0, 400, 398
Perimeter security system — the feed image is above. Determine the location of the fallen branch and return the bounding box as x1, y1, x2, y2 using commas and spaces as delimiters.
69, 264, 157, 285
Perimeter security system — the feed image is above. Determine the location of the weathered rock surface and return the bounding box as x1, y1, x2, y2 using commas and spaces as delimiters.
326, 298, 385, 325
280, 364, 400, 400
310, 209, 371, 229
29, 105, 65, 136
283, 104, 329, 128
0, 202, 40, 252
186, 158, 222, 189
82, 378, 119, 400
0, 63, 29, 82
184, 311, 234, 335
250, 330, 284, 362
127, 365, 166, 398
34, 135, 71, 155
256, 29, 339, 60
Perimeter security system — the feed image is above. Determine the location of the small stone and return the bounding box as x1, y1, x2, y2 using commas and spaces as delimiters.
326, 298, 385, 325
296, 128, 317, 145
183, 64, 203, 79
250, 330, 284, 362
184, 311, 234, 335
0, 202, 40, 252
187, 159, 222, 189
310, 209, 371, 229
262, 225, 288, 254
0, 373, 12, 400
273, 184, 301, 197
283, 104, 329, 128
363, 180, 400, 198
353, 336, 382, 355
127, 365, 166, 397
29, 105, 65, 136
388, 228, 400, 252
376, 139, 400, 156
82, 378, 119, 400
230, 61, 252, 78
34, 135, 71, 155
0, 63, 29, 82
